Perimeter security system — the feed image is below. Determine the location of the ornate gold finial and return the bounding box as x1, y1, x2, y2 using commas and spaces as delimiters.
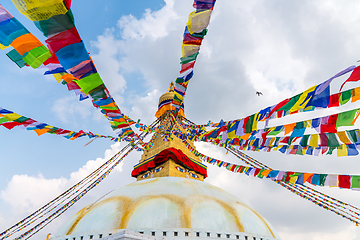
167, 82, 175, 93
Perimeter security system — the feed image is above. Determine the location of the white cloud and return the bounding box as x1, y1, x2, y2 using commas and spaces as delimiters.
52, 96, 93, 124
1, 174, 68, 214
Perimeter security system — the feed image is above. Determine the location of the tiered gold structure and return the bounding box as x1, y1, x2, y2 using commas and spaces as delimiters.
136, 83, 205, 181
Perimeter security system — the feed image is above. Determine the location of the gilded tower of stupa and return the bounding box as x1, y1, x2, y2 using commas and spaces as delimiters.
53, 87, 281, 240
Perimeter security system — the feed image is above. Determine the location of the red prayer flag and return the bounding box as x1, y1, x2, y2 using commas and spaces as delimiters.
180, 61, 195, 74
339, 66, 360, 91
43, 54, 60, 65
320, 114, 338, 133
267, 99, 290, 119
338, 175, 351, 189
46, 28, 82, 54
319, 133, 328, 147
328, 93, 341, 108
1, 122, 22, 130
284, 171, 295, 182
280, 136, 290, 144
67, 81, 81, 91
321, 146, 328, 155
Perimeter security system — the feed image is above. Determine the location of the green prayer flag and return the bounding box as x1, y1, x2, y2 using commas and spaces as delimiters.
245, 114, 255, 134
319, 174, 327, 186
89, 85, 107, 99
289, 172, 302, 178
352, 176, 360, 189
6, 49, 26, 68
300, 135, 310, 147
48, 127, 59, 134
100, 106, 118, 110
295, 121, 305, 129
327, 147, 336, 155
279, 94, 300, 112
180, 52, 199, 64
296, 146, 303, 155
34, 10, 75, 37
347, 129, 359, 143
22, 45, 51, 69
75, 73, 103, 94
339, 89, 352, 105
191, 29, 208, 38
327, 133, 340, 147
336, 108, 358, 127
267, 126, 283, 136
0, 118, 9, 124
14, 117, 30, 123
258, 169, 266, 179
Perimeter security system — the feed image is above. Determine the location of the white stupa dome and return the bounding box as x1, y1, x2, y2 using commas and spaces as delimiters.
54, 177, 281, 240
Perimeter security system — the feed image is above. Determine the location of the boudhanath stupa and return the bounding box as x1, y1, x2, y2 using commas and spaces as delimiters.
53, 87, 281, 240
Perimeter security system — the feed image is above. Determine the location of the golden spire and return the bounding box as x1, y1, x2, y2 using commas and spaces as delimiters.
132, 85, 207, 181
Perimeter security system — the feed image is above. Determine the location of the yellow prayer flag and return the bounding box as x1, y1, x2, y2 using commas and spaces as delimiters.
186, 10, 212, 34
181, 44, 200, 58
269, 137, 276, 147
309, 134, 319, 147
227, 131, 236, 139
12, 0, 68, 21
252, 113, 260, 131
305, 120, 312, 128
337, 144, 348, 157
289, 85, 317, 113
289, 176, 297, 185
53, 73, 66, 83
273, 145, 282, 151
336, 131, 351, 145
3, 113, 22, 121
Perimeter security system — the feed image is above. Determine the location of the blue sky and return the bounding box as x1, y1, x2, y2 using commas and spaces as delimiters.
1, 1, 360, 240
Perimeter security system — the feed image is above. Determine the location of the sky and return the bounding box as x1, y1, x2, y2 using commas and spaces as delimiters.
0, 0, 360, 239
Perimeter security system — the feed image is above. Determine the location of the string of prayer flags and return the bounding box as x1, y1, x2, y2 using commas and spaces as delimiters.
198, 108, 360, 146
167, 0, 216, 117
183, 142, 360, 190
0, 107, 132, 144
10, 2, 143, 140
206, 132, 360, 157
196, 65, 360, 131
171, 120, 360, 157
225, 146, 360, 224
